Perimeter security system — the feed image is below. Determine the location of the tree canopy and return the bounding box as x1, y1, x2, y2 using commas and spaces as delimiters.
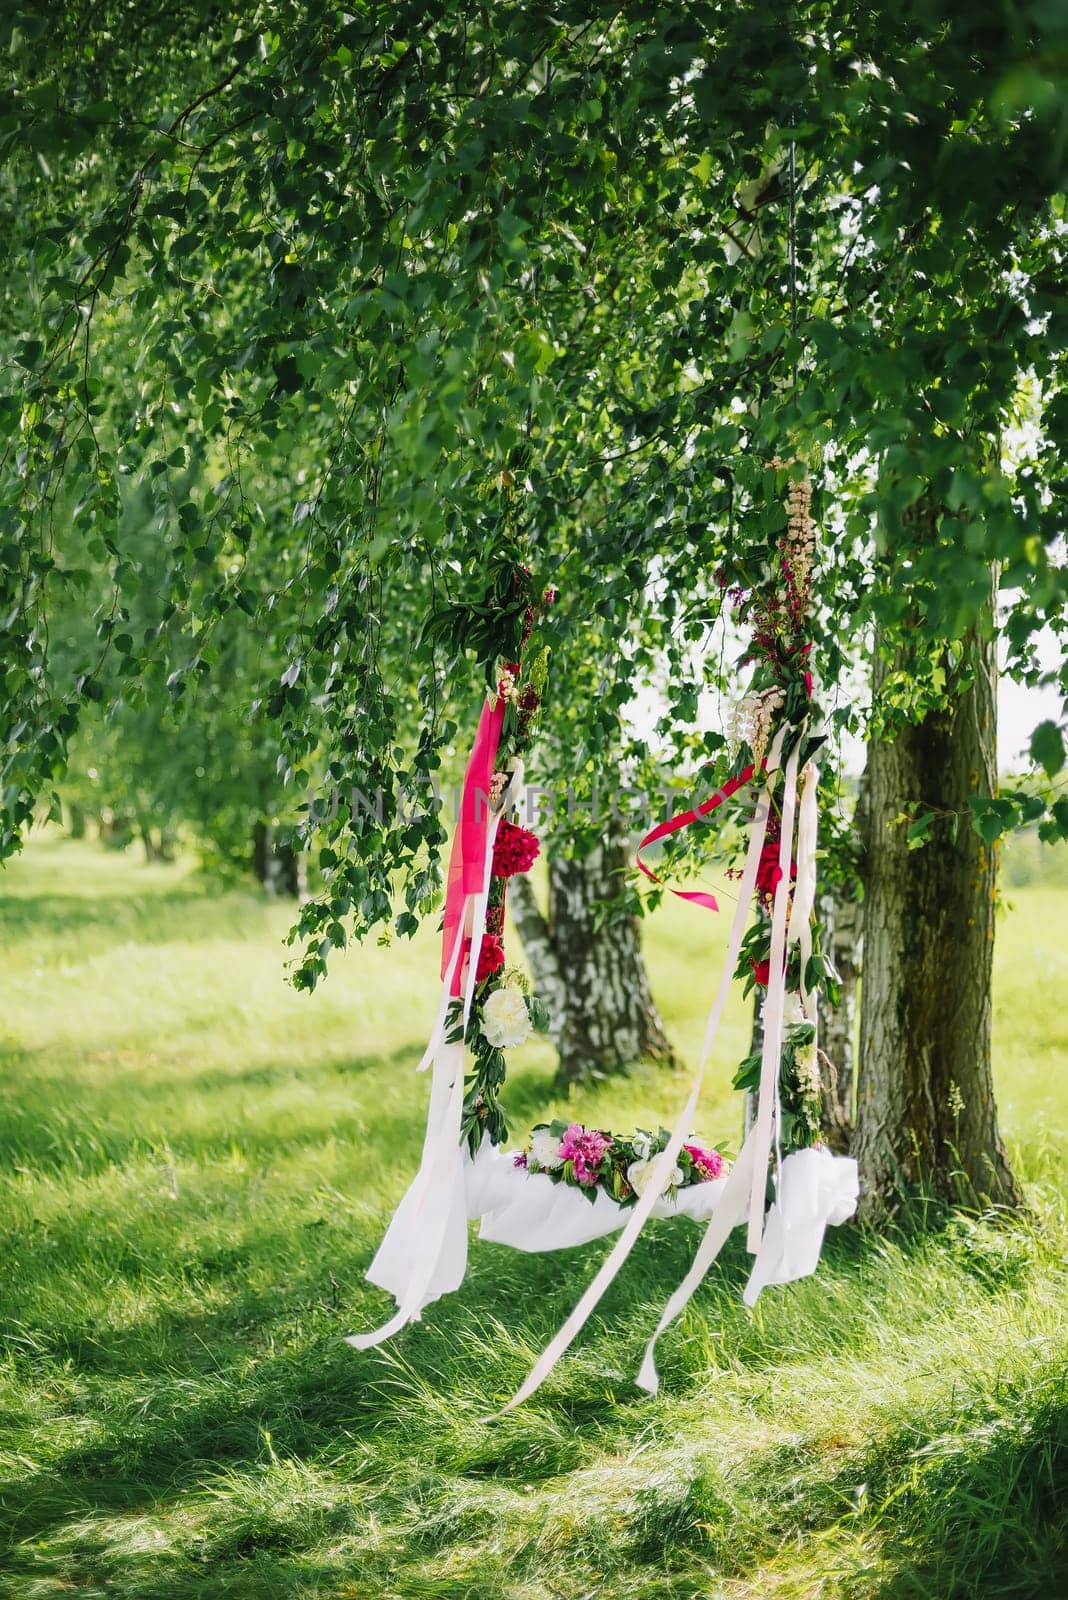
3, 1, 1066, 984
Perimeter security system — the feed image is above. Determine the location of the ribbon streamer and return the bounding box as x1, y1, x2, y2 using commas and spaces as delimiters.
348, 806, 501, 1348
786, 758, 819, 999
348, 694, 508, 1349
635, 763, 758, 911
636, 1128, 758, 1393
637, 732, 816, 1391
746, 735, 802, 1253
495, 733, 788, 1414
443, 697, 505, 994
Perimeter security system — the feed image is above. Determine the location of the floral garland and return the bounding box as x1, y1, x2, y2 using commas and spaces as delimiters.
717, 461, 837, 1156
515, 1120, 726, 1206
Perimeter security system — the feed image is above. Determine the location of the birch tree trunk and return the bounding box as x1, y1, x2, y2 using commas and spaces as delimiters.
252, 821, 308, 899
509, 827, 677, 1085
855, 614, 1021, 1217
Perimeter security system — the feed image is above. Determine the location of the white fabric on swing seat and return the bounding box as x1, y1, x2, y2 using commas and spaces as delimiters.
347, 808, 503, 1348
743, 1145, 858, 1306
465, 1140, 729, 1253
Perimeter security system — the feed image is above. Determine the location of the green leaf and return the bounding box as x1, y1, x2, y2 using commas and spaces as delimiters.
527, 996, 551, 1033
16, 338, 44, 369
1030, 720, 1065, 779
969, 800, 1006, 846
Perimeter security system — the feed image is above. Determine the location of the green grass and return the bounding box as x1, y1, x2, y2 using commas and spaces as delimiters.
1, 834, 1065, 1599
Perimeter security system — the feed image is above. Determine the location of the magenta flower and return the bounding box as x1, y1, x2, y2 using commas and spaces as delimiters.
684, 1141, 725, 1181
559, 1122, 613, 1187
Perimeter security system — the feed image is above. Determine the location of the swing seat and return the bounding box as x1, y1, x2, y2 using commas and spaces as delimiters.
465, 1138, 729, 1253
349, 502, 863, 1405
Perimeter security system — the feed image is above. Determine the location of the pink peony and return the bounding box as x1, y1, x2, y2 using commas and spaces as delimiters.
684, 1141, 725, 1181
559, 1122, 613, 1187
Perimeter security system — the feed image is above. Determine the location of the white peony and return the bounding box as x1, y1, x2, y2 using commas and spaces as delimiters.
784, 992, 807, 1027
528, 1127, 564, 1170
627, 1156, 684, 1197
481, 986, 533, 1049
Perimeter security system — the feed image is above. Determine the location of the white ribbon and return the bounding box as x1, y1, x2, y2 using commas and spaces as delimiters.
786, 757, 819, 1000
635, 1128, 757, 1393
746, 735, 801, 1253
495, 735, 788, 1415
743, 1146, 858, 1305
347, 808, 502, 1349
635, 732, 827, 1390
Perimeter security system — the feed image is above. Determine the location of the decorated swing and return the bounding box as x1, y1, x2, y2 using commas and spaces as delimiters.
347, 462, 858, 1408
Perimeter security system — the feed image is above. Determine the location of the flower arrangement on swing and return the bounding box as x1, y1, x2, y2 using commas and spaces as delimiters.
348, 466, 857, 1408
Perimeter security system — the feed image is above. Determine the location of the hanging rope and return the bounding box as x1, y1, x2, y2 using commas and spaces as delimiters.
788, 116, 799, 395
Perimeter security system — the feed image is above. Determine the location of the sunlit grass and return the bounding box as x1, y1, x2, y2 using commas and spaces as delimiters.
0, 834, 1065, 1598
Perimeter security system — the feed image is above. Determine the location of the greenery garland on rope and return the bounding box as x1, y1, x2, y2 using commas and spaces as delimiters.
721, 460, 840, 1155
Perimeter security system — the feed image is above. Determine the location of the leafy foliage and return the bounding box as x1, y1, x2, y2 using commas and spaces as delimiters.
2, 1, 1066, 977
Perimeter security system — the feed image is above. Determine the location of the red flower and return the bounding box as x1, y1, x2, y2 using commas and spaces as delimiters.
475, 934, 506, 982
492, 819, 540, 879
755, 839, 784, 901
755, 815, 795, 909
750, 954, 788, 988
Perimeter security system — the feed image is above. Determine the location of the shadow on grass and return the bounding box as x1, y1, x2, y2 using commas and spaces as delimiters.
4, 1303, 1064, 1600
0, 880, 266, 949
842, 1380, 1068, 1599
0, 1209, 1031, 1495
0, 1040, 426, 1179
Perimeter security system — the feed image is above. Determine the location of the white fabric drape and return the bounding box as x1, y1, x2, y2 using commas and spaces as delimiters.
346, 809, 502, 1348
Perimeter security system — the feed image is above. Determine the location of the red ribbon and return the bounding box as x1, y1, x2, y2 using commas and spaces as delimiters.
635, 763, 758, 912
441, 696, 505, 994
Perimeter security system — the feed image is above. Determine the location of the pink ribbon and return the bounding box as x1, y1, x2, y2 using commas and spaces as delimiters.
442, 696, 505, 994
635, 762, 758, 911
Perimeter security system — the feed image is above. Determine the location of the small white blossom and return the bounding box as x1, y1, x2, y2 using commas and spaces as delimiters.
746, 685, 786, 768
784, 992, 807, 1027
528, 1127, 564, 1169
795, 1039, 821, 1099
497, 669, 520, 705
627, 1156, 684, 1197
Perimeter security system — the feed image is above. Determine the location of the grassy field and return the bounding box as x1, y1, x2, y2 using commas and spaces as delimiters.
1, 835, 1065, 1599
